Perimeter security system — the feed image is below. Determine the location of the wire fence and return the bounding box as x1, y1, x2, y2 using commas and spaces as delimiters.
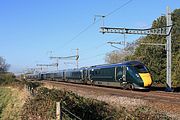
56, 101, 82, 120
62, 105, 82, 120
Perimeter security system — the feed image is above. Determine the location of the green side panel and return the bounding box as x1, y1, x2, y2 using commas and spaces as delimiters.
91, 67, 115, 82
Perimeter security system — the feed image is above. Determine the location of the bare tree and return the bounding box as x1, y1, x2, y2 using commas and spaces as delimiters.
0, 57, 10, 73
105, 50, 130, 64
105, 41, 138, 64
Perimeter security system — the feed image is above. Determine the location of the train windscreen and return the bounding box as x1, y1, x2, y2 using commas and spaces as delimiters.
134, 65, 148, 73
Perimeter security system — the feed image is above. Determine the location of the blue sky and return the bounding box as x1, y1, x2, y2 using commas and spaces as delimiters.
0, 0, 179, 73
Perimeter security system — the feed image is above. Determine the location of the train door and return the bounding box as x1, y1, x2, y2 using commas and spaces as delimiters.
83, 69, 87, 80
80, 70, 83, 80
122, 66, 126, 82
82, 69, 88, 83
116, 66, 126, 82
63, 71, 66, 80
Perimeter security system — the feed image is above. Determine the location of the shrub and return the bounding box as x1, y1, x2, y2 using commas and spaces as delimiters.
21, 87, 119, 120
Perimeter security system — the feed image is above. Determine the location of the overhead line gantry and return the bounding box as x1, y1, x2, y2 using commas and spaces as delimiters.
100, 7, 173, 91
36, 63, 58, 71
50, 48, 79, 69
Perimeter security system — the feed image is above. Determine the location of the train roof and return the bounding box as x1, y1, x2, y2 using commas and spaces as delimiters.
121, 61, 144, 66
39, 61, 145, 73
89, 61, 144, 69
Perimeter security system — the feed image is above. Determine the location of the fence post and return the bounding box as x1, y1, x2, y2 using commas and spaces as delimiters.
56, 102, 62, 120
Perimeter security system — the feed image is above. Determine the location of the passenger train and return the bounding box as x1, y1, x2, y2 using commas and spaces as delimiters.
26, 61, 153, 90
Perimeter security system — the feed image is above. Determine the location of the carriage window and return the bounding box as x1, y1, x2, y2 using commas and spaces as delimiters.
134, 65, 148, 73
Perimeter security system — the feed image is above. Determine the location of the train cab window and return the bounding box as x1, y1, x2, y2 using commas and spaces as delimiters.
134, 65, 148, 73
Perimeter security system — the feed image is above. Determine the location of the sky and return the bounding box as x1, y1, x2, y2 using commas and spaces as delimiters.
0, 0, 179, 73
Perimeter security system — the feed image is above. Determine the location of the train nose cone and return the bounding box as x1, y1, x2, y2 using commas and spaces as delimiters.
139, 73, 152, 87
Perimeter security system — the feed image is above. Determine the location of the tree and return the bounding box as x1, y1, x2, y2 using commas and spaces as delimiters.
0, 57, 10, 73
105, 41, 137, 64
105, 50, 126, 64
126, 9, 180, 86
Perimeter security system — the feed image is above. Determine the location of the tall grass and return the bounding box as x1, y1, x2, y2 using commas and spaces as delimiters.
0, 87, 25, 120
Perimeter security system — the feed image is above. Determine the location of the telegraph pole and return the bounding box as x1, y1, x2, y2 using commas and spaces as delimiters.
100, 7, 173, 91
76, 48, 79, 69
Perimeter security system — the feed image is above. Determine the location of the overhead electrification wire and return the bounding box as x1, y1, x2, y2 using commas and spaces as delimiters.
61, 19, 101, 48
105, 0, 133, 17
61, 0, 133, 48
80, 53, 106, 61
80, 42, 107, 55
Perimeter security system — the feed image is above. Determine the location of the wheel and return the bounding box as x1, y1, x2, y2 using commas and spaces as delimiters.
129, 84, 135, 90
91, 80, 94, 86
123, 83, 134, 90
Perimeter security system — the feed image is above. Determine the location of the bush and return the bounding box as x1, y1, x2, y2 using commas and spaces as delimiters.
0, 73, 25, 89
0, 73, 16, 85
21, 87, 172, 120
25, 81, 42, 89
21, 87, 119, 120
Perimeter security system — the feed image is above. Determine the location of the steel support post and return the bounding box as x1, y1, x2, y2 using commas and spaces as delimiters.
166, 6, 172, 92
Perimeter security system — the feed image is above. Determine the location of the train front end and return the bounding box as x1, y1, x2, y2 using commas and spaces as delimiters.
133, 64, 152, 88
126, 61, 152, 89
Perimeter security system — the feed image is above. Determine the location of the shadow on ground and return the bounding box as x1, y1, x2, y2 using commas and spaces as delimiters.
150, 86, 180, 92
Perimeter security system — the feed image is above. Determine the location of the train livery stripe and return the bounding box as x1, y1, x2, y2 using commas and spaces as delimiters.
139, 73, 152, 87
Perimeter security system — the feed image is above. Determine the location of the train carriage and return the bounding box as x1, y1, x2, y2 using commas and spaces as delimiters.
88, 61, 152, 89
64, 69, 83, 83
53, 70, 64, 81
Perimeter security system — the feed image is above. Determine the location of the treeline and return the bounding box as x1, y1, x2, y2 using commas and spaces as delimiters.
106, 8, 180, 86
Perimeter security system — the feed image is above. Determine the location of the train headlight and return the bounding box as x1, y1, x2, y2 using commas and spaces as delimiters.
135, 74, 140, 77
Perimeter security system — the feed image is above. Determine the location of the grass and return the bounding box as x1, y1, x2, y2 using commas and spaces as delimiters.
0, 87, 27, 120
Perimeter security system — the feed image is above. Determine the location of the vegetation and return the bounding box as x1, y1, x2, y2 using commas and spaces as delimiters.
105, 8, 180, 86
0, 57, 10, 73
0, 73, 172, 120
21, 86, 171, 120
0, 72, 26, 120
0, 87, 26, 120
0, 72, 25, 89
0, 73, 15, 85
21, 87, 119, 120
